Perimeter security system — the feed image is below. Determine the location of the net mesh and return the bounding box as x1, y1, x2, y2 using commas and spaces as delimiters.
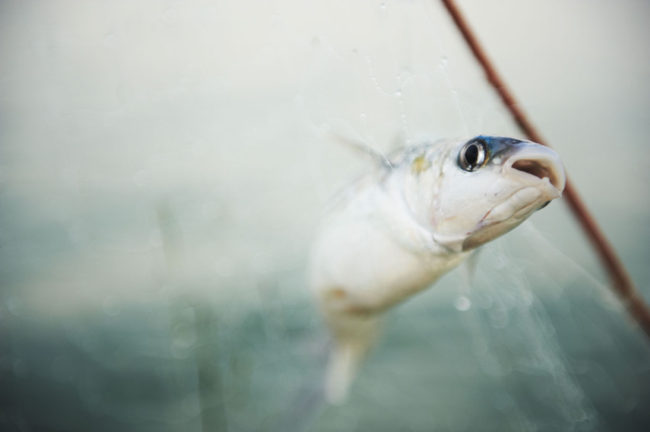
1, 0, 649, 431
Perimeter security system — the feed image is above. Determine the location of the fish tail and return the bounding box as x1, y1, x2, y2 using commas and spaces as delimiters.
325, 341, 366, 404
324, 315, 380, 404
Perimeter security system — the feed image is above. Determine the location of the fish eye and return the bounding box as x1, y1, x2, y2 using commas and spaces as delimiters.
458, 139, 487, 172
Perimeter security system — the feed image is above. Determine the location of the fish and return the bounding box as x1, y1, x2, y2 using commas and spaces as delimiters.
309, 135, 566, 404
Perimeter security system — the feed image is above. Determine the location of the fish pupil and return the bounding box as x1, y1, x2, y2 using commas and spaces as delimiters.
465, 144, 478, 166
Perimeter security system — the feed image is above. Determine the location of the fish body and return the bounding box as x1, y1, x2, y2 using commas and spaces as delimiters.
309, 136, 566, 403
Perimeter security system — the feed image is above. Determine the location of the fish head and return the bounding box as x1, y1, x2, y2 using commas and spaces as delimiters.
420, 136, 566, 252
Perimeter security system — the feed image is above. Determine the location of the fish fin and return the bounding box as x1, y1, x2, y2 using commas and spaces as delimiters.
324, 342, 362, 404
324, 314, 381, 404
327, 131, 393, 169
462, 249, 481, 287
389, 131, 407, 152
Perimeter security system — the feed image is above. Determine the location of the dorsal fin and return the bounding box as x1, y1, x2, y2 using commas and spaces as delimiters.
327, 131, 393, 169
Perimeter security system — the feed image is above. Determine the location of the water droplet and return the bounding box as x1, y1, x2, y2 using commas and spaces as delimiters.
454, 296, 471, 311
394, 89, 402, 97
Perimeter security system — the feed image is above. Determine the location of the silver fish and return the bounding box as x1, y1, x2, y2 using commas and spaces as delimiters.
309, 136, 566, 403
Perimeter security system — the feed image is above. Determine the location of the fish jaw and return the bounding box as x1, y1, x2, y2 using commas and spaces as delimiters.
461, 186, 546, 250
460, 143, 566, 251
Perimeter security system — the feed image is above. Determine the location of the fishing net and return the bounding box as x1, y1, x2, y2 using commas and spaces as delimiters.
1, 0, 649, 431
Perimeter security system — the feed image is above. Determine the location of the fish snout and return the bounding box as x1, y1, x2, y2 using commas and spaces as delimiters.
504, 144, 566, 193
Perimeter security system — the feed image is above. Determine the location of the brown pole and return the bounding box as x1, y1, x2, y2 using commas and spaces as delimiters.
441, 0, 650, 338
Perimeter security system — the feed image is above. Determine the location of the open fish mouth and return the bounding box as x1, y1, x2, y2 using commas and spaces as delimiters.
488, 143, 566, 222
504, 145, 566, 192
460, 145, 566, 252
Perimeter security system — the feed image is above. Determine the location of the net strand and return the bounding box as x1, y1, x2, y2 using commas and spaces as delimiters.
440, 0, 650, 339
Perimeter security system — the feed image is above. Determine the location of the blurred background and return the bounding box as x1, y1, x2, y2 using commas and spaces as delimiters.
1, 0, 649, 431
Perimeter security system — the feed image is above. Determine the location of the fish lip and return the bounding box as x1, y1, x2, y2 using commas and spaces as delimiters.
502, 145, 566, 193
462, 189, 545, 251
481, 180, 560, 219
472, 181, 561, 242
